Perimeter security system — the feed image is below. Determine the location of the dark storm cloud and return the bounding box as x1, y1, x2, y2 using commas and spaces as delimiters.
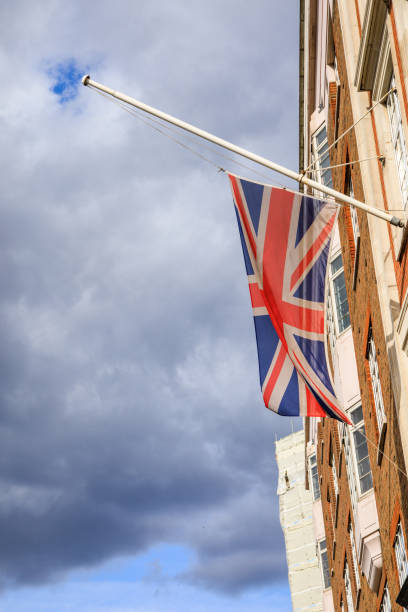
0, 0, 301, 597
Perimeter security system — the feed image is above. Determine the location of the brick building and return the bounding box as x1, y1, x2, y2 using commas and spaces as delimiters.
299, 1, 408, 610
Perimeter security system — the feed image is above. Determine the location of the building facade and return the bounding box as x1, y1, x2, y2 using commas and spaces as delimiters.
300, 1, 408, 610
276, 429, 326, 611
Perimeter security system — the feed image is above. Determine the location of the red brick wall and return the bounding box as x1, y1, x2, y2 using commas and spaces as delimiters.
315, 3, 408, 609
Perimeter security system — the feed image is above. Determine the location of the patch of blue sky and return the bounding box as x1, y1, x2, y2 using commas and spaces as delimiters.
1, 580, 292, 612
74, 543, 195, 584
0, 545, 292, 612
48, 59, 86, 104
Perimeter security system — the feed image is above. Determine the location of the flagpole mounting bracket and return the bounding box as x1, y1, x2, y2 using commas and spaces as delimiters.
390, 216, 405, 228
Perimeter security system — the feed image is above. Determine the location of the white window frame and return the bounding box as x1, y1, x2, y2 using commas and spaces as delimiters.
329, 251, 351, 336
344, 560, 355, 612
387, 75, 408, 210
311, 124, 333, 197
348, 516, 361, 593
319, 539, 331, 590
349, 404, 373, 497
395, 521, 408, 588
379, 581, 392, 612
343, 425, 359, 520
309, 453, 320, 501
347, 174, 360, 248
326, 292, 337, 355
331, 451, 339, 498
367, 327, 386, 437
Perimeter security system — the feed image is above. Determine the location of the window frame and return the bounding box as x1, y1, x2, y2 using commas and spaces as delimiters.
318, 538, 331, 590
348, 515, 361, 593
395, 521, 408, 588
386, 75, 408, 211
349, 404, 373, 497
311, 124, 333, 196
309, 453, 321, 501
329, 251, 351, 336
379, 581, 392, 612
367, 325, 387, 442
344, 559, 355, 612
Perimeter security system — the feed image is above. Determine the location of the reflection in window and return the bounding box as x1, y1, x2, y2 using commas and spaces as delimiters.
330, 254, 350, 334
350, 405, 373, 495
311, 125, 333, 195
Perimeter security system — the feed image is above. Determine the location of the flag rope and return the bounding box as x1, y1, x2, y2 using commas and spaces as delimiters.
89, 86, 302, 193
352, 426, 408, 483
90, 86, 345, 205
305, 155, 384, 173
303, 87, 396, 175
83, 76, 404, 228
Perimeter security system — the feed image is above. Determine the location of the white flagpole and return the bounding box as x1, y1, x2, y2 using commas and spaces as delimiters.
82, 75, 405, 228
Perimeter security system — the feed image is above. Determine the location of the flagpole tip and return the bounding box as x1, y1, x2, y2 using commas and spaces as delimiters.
82, 74, 90, 86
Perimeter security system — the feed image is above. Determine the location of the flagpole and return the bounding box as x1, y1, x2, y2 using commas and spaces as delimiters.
82, 75, 405, 228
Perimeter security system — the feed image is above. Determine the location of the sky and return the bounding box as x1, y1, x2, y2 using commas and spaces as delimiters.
1, 1, 302, 610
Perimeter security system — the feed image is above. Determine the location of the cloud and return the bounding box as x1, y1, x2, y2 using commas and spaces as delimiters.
0, 0, 301, 599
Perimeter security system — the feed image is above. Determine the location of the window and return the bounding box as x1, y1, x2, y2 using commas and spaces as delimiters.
309, 453, 320, 501
344, 560, 355, 612
387, 75, 408, 209
330, 253, 351, 334
367, 326, 386, 435
319, 539, 331, 589
379, 581, 392, 612
348, 516, 361, 592
331, 451, 339, 497
349, 404, 373, 495
395, 521, 408, 588
344, 427, 359, 518
326, 292, 337, 354
345, 168, 360, 248
311, 124, 333, 194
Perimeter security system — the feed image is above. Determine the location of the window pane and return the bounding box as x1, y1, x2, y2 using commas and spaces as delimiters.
316, 127, 327, 147
331, 255, 343, 275
319, 540, 331, 589
333, 271, 350, 332
350, 418, 373, 495
360, 472, 373, 494
351, 405, 363, 425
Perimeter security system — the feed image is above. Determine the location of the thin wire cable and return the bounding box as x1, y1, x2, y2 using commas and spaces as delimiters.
89, 86, 408, 482
357, 426, 408, 483
305, 155, 383, 173
305, 87, 396, 174
88, 85, 299, 192
89, 86, 225, 172
90, 85, 344, 206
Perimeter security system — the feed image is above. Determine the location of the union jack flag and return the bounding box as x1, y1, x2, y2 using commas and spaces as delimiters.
229, 174, 350, 423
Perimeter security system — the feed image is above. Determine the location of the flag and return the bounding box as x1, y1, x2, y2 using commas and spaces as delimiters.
229, 174, 350, 423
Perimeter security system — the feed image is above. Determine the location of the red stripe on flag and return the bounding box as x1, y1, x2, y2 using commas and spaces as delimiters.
293, 353, 351, 424
290, 212, 336, 291
248, 282, 265, 309
305, 386, 327, 417
263, 343, 287, 407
